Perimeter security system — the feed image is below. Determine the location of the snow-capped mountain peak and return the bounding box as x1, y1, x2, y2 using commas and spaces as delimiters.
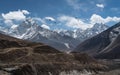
0, 18, 109, 51
57, 23, 109, 41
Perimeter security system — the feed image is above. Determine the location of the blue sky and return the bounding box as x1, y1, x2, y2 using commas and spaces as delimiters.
0, 0, 120, 30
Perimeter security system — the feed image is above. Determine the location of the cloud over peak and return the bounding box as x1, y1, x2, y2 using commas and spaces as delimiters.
41, 24, 50, 30
2, 10, 30, 21
90, 14, 120, 24
58, 15, 91, 30
57, 14, 120, 30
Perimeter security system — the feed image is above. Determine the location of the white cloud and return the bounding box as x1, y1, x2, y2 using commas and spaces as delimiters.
58, 15, 92, 30
4, 19, 13, 25
90, 14, 120, 24
111, 8, 120, 14
66, 0, 80, 10
58, 14, 120, 30
33, 17, 55, 25
90, 14, 105, 24
22, 10, 30, 14
41, 24, 50, 30
44, 17, 55, 21
1, 10, 30, 26
96, 4, 104, 8
66, 0, 105, 12
2, 10, 30, 21
33, 17, 46, 24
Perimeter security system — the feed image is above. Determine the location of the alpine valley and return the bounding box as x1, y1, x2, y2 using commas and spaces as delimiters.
1, 0, 120, 75
0, 18, 120, 75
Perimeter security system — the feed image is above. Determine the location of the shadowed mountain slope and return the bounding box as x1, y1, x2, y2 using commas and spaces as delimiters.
73, 22, 120, 59
95, 35, 120, 59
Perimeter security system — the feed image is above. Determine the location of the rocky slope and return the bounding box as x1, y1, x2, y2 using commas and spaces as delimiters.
0, 32, 106, 75
73, 22, 120, 59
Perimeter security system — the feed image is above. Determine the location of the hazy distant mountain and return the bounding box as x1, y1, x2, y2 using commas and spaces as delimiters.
74, 22, 120, 59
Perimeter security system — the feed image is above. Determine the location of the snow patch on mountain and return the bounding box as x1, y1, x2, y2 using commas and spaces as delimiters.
64, 43, 70, 48
109, 25, 120, 42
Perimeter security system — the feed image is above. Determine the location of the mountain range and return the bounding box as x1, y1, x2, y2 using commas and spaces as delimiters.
1, 17, 120, 59
0, 18, 109, 51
